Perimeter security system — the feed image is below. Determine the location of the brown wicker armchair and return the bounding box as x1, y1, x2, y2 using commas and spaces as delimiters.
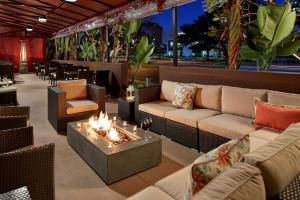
0, 127, 55, 200
48, 79, 105, 132
0, 106, 30, 131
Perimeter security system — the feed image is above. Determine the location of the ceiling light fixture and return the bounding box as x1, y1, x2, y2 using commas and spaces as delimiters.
65, 0, 77, 2
26, 27, 33, 32
38, 16, 47, 23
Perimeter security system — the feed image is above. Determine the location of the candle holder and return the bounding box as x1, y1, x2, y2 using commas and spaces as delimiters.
133, 125, 137, 132
113, 116, 117, 124
77, 122, 82, 129
123, 121, 127, 127
108, 143, 113, 151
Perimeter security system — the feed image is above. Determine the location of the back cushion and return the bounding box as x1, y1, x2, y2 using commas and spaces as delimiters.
194, 84, 222, 111
194, 163, 266, 200
58, 79, 87, 100
160, 80, 178, 102
268, 91, 300, 107
222, 86, 267, 118
243, 123, 300, 199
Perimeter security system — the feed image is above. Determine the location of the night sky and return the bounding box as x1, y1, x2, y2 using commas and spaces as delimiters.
145, 0, 204, 43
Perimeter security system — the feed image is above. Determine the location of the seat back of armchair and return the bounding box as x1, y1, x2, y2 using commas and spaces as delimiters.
58, 79, 87, 100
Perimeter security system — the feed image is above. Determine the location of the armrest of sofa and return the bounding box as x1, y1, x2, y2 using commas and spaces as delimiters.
0, 106, 30, 119
48, 86, 66, 118
134, 85, 161, 123
135, 85, 161, 105
0, 126, 33, 153
87, 84, 106, 112
0, 143, 55, 200
0, 116, 28, 131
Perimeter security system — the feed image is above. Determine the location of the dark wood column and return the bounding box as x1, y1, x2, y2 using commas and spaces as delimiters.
172, 6, 178, 66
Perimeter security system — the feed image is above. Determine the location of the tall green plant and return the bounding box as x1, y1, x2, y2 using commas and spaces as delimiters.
79, 40, 98, 61
64, 36, 70, 60
123, 19, 142, 63
111, 24, 123, 63
240, 3, 299, 71
130, 36, 154, 84
55, 37, 65, 59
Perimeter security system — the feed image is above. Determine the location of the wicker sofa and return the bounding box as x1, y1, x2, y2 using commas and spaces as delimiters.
128, 123, 300, 200
135, 80, 300, 152
48, 79, 105, 132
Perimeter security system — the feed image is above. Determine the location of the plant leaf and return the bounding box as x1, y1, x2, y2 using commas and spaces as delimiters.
240, 44, 259, 60
277, 31, 300, 56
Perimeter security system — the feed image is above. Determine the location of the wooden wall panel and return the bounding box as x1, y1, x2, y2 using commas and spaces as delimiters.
159, 66, 300, 94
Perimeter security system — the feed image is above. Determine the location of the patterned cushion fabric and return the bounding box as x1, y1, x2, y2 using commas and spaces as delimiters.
184, 135, 250, 199
160, 80, 178, 102
172, 84, 197, 110
278, 173, 300, 200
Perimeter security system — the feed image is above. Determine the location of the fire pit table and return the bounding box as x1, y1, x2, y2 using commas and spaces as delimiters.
67, 114, 162, 184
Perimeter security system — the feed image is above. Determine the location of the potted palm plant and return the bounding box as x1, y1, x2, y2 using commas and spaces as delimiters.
126, 36, 154, 101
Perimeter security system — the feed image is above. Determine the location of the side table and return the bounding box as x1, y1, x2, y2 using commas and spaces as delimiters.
118, 98, 135, 121
0, 86, 17, 106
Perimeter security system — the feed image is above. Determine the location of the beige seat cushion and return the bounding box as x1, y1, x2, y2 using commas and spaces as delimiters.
193, 84, 222, 111
139, 100, 178, 118
155, 165, 191, 200
165, 109, 220, 128
58, 79, 87, 100
268, 91, 300, 107
66, 100, 98, 115
127, 186, 174, 200
197, 114, 258, 139
249, 128, 281, 141
222, 86, 267, 118
160, 80, 178, 102
194, 163, 266, 200
244, 123, 300, 198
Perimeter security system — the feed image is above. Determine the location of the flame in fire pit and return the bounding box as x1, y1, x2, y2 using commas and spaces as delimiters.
108, 128, 120, 142
88, 112, 131, 144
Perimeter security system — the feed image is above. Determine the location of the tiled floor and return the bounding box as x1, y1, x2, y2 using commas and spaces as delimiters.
15, 74, 200, 200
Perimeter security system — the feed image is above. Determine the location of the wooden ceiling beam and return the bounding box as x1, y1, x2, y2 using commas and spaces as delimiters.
92, 0, 114, 8
0, 21, 53, 34
64, 2, 99, 13
1, 2, 53, 9
9, 0, 80, 22
0, 15, 59, 32
0, 22, 49, 35
33, 0, 91, 18
0, 5, 72, 26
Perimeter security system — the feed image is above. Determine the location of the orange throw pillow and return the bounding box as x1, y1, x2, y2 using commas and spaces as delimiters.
253, 99, 300, 130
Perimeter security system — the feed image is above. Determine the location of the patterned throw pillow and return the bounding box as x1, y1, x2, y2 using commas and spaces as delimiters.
184, 135, 250, 200
172, 84, 197, 110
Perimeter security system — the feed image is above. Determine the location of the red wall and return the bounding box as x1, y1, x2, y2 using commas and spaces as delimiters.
0, 37, 45, 72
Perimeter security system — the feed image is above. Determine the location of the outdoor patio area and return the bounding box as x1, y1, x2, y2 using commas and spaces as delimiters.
0, 0, 300, 200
